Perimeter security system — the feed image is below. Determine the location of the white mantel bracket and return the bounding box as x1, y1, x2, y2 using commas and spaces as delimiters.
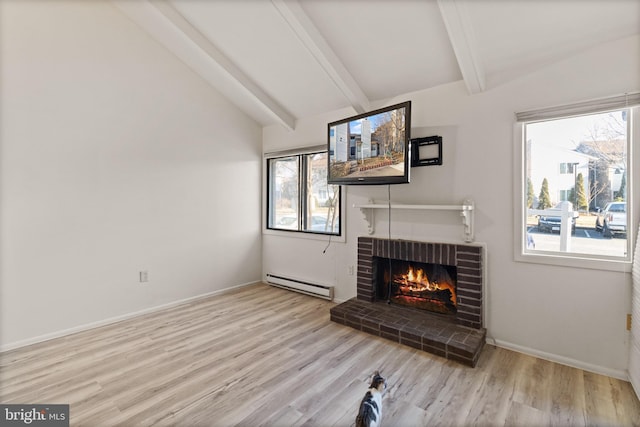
353, 199, 475, 242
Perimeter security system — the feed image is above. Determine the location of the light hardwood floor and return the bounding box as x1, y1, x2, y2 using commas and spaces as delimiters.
1, 283, 639, 426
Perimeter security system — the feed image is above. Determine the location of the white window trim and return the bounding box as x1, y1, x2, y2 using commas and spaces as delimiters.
262, 145, 346, 243
513, 100, 639, 272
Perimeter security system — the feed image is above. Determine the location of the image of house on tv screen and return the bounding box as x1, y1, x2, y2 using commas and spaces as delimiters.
329, 106, 406, 179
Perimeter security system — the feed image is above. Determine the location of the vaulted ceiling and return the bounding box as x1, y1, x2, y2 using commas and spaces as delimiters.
114, 0, 640, 130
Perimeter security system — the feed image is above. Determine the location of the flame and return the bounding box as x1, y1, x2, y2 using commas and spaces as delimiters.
394, 266, 456, 307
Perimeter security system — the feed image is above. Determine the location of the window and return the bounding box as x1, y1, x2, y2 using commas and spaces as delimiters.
267, 151, 340, 235
559, 162, 576, 174
515, 93, 639, 269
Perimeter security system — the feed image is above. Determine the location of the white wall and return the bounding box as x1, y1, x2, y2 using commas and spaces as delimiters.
0, 1, 262, 348
263, 34, 640, 377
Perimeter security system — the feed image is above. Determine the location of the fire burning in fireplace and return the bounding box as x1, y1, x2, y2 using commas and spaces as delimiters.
378, 260, 457, 315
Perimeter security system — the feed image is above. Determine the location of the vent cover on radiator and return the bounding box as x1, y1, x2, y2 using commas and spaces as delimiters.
266, 273, 334, 301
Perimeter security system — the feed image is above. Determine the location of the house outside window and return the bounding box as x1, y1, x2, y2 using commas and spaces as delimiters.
266, 151, 341, 236
516, 94, 639, 269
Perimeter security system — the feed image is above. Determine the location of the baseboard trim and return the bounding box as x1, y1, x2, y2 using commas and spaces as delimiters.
0, 281, 261, 353
491, 338, 628, 381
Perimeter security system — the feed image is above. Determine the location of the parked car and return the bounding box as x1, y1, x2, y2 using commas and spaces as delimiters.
275, 215, 297, 229
310, 215, 328, 230
595, 201, 626, 237
309, 215, 339, 232
537, 202, 578, 233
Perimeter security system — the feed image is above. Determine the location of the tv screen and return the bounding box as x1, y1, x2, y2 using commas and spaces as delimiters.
327, 101, 411, 185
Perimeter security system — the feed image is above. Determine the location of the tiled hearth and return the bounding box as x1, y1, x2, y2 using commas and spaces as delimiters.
330, 237, 486, 367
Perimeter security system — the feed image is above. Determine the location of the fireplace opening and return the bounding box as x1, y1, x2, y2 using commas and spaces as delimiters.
375, 258, 457, 315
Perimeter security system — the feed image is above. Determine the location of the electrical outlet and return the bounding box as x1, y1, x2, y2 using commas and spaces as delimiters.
140, 271, 149, 283
348, 265, 355, 276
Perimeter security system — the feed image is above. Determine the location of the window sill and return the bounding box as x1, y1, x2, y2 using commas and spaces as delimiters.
262, 227, 346, 243
515, 250, 631, 273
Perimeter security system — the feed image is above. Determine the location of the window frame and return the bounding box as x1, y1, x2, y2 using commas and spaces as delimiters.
514, 100, 639, 272
263, 147, 345, 241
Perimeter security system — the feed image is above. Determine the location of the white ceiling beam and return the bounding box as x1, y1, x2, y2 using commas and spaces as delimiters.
113, 0, 296, 130
271, 0, 370, 114
437, 0, 486, 94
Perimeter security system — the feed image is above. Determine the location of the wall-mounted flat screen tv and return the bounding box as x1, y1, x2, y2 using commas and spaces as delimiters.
327, 101, 411, 185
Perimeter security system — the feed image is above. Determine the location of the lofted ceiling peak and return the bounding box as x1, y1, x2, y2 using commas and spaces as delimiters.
114, 0, 640, 129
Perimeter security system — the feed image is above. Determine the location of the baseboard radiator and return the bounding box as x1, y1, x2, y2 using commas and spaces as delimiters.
265, 273, 334, 301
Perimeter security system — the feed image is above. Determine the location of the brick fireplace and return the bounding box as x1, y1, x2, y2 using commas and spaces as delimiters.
330, 237, 486, 366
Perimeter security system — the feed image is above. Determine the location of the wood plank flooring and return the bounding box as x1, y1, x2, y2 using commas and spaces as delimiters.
1, 283, 639, 426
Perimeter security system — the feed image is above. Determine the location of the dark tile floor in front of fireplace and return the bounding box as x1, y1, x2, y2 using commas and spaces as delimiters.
330, 298, 486, 367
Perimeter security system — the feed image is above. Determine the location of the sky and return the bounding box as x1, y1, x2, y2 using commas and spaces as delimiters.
347, 106, 405, 135
526, 110, 627, 149
350, 116, 380, 135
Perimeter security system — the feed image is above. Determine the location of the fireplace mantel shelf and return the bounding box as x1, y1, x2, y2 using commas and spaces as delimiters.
353, 199, 475, 242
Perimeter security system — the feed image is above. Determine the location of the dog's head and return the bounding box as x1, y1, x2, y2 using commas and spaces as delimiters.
369, 371, 386, 392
